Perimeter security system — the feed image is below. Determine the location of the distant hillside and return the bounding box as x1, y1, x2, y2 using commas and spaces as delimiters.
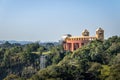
0, 40, 60, 45
0, 40, 33, 45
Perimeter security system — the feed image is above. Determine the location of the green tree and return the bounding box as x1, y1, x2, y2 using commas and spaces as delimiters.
110, 53, 120, 65
3, 50, 12, 66
21, 66, 36, 78
3, 74, 21, 80
20, 51, 32, 64
29, 75, 40, 80
24, 43, 39, 52
88, 62, 102, 79
106, 64, 120, 80
37, 46, 46, 53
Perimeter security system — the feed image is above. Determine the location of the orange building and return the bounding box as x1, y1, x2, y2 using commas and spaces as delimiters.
62, 28, 104, 51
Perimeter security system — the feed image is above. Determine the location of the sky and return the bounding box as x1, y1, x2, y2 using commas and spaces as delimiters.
0, 0, 120, 42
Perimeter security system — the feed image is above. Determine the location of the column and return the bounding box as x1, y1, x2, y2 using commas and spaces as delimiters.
65, 43, 68, 50
79, 42, 81, 48
71, 43, 74, 51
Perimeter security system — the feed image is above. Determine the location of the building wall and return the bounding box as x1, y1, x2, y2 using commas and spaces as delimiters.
63, 38, 91, 51
62, 28, 104, 51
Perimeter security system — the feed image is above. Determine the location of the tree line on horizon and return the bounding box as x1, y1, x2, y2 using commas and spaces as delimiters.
0, 36, 120, 80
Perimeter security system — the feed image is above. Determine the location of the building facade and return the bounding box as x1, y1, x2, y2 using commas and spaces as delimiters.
62, 27, 104, 51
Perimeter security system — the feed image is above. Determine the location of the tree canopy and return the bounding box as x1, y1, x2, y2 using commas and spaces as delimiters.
0, 36, 120, 80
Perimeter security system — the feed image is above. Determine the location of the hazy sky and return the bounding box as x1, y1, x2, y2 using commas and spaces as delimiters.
0, 0, 120, 42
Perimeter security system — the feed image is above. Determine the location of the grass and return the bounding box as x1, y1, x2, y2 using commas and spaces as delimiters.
42, 51, 51, 55
32, 51, 51, 55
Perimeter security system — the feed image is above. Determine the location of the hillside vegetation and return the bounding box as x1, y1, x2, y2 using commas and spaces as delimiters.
0, 36, 120, 80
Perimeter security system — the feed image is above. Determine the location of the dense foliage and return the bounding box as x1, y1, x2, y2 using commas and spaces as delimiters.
0, 36, 120, 80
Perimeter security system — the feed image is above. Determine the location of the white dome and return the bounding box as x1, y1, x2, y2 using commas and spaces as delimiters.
61, 34, 72, 40
96, 27, 103, 31
82, 29, 89, 33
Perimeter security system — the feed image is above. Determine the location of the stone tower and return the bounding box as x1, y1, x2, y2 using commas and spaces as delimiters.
82, 29, 89, 36
96, 27, 104, 41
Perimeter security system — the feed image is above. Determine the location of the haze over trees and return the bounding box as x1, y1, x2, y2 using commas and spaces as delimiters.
0, 36, 120, 80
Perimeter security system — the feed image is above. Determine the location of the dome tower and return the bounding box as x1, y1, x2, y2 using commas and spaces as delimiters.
96, 27, 104, 41
82, 29, 89, 36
